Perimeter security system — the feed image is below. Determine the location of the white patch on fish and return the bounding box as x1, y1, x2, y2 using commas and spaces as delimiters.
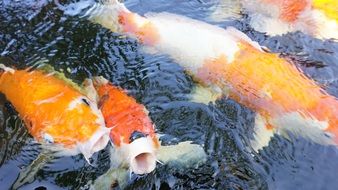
250, 114, 275, 152
303, 10, 338, 39
43, 133, 54, 143
145, 12, 240, 73
77, 125, 110, 163
67, 96, 84, 110
0, 64, 15, 74
85, 0, 128, 33
271, 112, 333, 145
34, 92, 64, 105
242, 0, 282, 20
242, 0, 338, 39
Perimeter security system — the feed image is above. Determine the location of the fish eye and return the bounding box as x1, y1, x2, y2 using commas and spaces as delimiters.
81, 98, 90, 106
129, 131, 148, 143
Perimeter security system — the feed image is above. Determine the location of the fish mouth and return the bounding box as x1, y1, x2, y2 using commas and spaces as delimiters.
91, 132, 110, 153
128, 137, 157, 174
78, 126, 110, 163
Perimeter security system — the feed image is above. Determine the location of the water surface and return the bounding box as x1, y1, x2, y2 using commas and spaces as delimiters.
0, 0, 337, 189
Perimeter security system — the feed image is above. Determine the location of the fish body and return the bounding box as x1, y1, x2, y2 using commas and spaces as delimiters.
0, 66, 109, 161
242, 0, 338, 39
87, 1, 338, 150
85, 76, 159, 174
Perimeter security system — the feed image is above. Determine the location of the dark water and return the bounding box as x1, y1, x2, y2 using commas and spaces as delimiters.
0, 0, 338, 189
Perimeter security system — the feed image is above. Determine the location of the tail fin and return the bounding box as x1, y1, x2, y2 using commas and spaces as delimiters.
54, 0, 128, 33
84, 0, 129, 33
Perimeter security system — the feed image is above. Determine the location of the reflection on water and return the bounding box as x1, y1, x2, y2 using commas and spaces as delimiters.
0, 0, 337, 189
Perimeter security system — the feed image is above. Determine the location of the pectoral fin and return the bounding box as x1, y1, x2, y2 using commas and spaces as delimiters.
190, 84, 224, 104
250, 114, 275, 152
157, 141, 207, 170
90, 141, 207, 189
12, 150, 54, 189
90, 167, 129, 190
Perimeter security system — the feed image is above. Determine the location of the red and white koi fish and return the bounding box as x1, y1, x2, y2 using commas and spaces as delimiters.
91, 140, 207, 189
242, 0, 338, 39
83, 76, 160, 174
85, 0, 338, 151
0, 65, 110, 161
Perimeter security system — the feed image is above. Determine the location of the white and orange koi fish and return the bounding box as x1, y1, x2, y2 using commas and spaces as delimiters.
83, 77, 207, 189
83, 76, 160, 175
241, 0, 338, 39
0, 64, 110, 161
83, 0, 338, 151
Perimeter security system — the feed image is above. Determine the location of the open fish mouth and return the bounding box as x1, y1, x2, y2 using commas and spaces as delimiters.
128, 136, 157, 174
78, 126, 111, 163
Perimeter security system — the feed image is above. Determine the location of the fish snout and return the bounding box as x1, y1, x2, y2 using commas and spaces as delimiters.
128, 136, 157, 174
91, 131, 110, 153
79, 126, 110, 163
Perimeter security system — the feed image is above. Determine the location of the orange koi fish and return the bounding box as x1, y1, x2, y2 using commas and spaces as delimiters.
241, 0, 338, 39
86, 0, 338, 150
83, 77, 160, 174
0, 65, 110, 161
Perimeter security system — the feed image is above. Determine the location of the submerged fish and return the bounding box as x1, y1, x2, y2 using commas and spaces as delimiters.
0, 65, 110, 161
83, 76, 160, 174
83, 0, 338, 150
208, 0, 242, 22
241, 0, 338, 39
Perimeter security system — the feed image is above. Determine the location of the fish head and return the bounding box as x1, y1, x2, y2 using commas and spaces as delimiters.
108, 107, 159, 174
39, 95, 110, 163
107, 102, 160, 174
91, 76, 160, 174
61, 95, 110, 162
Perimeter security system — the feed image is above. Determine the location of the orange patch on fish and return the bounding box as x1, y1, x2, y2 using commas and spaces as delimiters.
95, 82, 159, 147
0, 69, 102, 147
118, 11, 160, 45
260, 0, 309, 23
197, 40, 338, 141
309, 96, 338, 136
279, 0, 309, 22
197, 41, 336, 126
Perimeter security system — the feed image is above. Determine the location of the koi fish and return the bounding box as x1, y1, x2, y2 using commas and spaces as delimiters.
84, 0, 338, 150
83, 76, 160, 174
91, 141, 207, 189
0, 64, 110, 161
241, 0, 338, 39
81, 77, 207, 188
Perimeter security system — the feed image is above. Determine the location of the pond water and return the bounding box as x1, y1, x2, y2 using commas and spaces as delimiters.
0, 0, 338, 189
